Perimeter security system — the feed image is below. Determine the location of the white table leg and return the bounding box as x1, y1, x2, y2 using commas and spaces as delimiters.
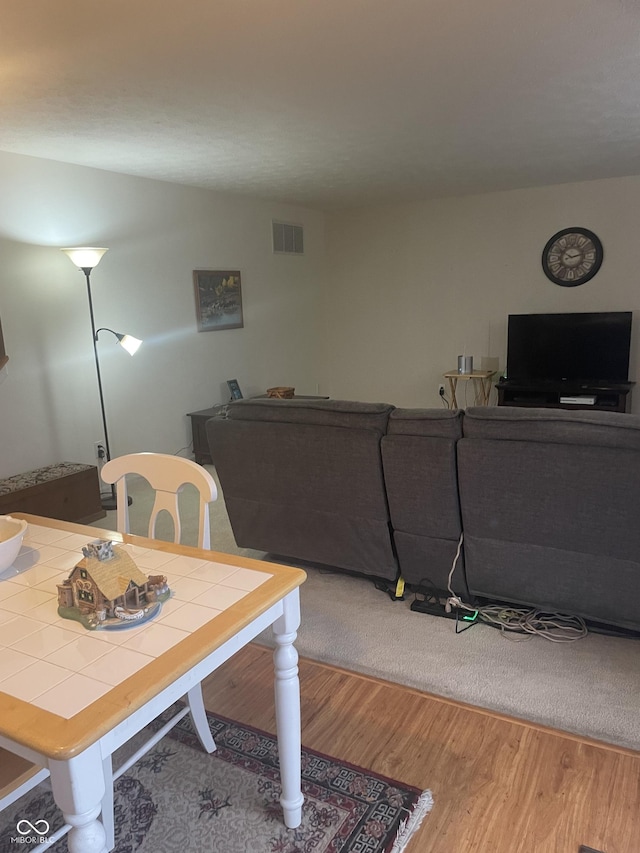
272, 589, 304, 829
49, 743, 108, 853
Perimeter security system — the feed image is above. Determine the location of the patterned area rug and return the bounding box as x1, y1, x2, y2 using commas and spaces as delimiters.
0, 708, 433, 852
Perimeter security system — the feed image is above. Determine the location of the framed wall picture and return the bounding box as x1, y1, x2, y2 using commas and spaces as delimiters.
226, 379, 243, 400
193, 270, 244, 331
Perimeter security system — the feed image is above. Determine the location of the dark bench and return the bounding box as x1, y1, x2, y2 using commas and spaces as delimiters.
0, 463, 105, 524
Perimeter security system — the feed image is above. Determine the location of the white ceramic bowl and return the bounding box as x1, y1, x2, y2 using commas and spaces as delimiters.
0, 515, 28, 573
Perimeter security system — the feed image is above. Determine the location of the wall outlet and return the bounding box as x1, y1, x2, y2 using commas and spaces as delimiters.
438, 384, 446, 397
94, 441, 105, 459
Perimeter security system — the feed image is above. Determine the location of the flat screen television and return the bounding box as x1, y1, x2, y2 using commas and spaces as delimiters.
506, 311, 632, 385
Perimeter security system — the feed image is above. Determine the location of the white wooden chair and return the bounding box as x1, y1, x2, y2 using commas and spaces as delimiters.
100, 451, 218, 753
102, 452, 217, 549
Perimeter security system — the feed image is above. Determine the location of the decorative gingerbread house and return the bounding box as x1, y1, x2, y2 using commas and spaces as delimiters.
57, 540, 169, 625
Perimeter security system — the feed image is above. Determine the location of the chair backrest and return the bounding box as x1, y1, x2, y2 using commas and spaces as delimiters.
101, 452, 218, 548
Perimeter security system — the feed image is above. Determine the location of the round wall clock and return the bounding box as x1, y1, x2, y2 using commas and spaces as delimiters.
541, 227, 603, 287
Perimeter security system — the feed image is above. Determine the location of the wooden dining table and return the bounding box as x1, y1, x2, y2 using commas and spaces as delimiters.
0, 514, 306, 853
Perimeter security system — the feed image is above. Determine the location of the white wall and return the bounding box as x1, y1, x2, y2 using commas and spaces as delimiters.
321, 175, 640, 412
3, 155, 639, 483
0, 152, 325, 479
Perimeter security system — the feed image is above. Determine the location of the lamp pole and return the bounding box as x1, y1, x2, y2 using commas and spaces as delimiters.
82, 266, 118, 509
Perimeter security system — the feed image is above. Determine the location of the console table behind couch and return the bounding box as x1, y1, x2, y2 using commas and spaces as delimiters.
0, 463, 105, 523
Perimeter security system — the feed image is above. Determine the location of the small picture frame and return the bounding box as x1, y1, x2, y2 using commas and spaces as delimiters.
193, 270, 243, 332
227, 379, 243, 400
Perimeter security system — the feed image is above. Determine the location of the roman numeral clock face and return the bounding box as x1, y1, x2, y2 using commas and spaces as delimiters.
542, 228, 603, 286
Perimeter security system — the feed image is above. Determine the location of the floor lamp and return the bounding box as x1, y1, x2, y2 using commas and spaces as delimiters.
61, 248, 142, 511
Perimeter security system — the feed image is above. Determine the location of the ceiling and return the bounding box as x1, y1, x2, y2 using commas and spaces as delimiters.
2, 0, 640, 210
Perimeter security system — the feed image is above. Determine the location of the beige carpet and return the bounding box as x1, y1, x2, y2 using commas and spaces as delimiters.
92, 468, 640, 753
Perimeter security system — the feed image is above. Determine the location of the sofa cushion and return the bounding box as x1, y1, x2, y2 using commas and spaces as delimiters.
458, 405, 640, 629
383, 409, 463, 536
382, 408, 466, 594
207, 398, 399, 580
463, 405, 640, 450
459, 438, 640, 560
387, 407, 464, 438
227, 398, 393, 433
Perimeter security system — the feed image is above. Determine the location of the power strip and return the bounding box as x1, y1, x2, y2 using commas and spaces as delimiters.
410, 598, 458, 620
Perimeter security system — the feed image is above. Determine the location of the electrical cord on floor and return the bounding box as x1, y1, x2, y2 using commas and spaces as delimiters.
468, 605, 587, 642
444, 533, 588, 642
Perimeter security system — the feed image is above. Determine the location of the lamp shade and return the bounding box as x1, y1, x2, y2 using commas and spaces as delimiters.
117, 334, 142, 356
61, 247, 108, 269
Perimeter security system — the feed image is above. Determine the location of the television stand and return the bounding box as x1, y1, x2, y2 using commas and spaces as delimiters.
496, 380, 634, 413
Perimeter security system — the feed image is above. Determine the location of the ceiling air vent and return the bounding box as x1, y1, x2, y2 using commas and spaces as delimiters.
273, 221, 304, 255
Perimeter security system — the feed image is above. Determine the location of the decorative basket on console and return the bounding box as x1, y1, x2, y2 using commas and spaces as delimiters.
266, 386, 295, 399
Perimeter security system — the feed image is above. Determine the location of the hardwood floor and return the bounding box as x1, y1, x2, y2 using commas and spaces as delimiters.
202, 643, 639, 853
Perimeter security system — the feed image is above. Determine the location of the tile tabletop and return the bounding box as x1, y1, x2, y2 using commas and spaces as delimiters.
0, 521, 281, 722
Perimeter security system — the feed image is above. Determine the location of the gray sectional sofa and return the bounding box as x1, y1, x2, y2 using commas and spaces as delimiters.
458, 405, 640, 632
206, 398, 640, 632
